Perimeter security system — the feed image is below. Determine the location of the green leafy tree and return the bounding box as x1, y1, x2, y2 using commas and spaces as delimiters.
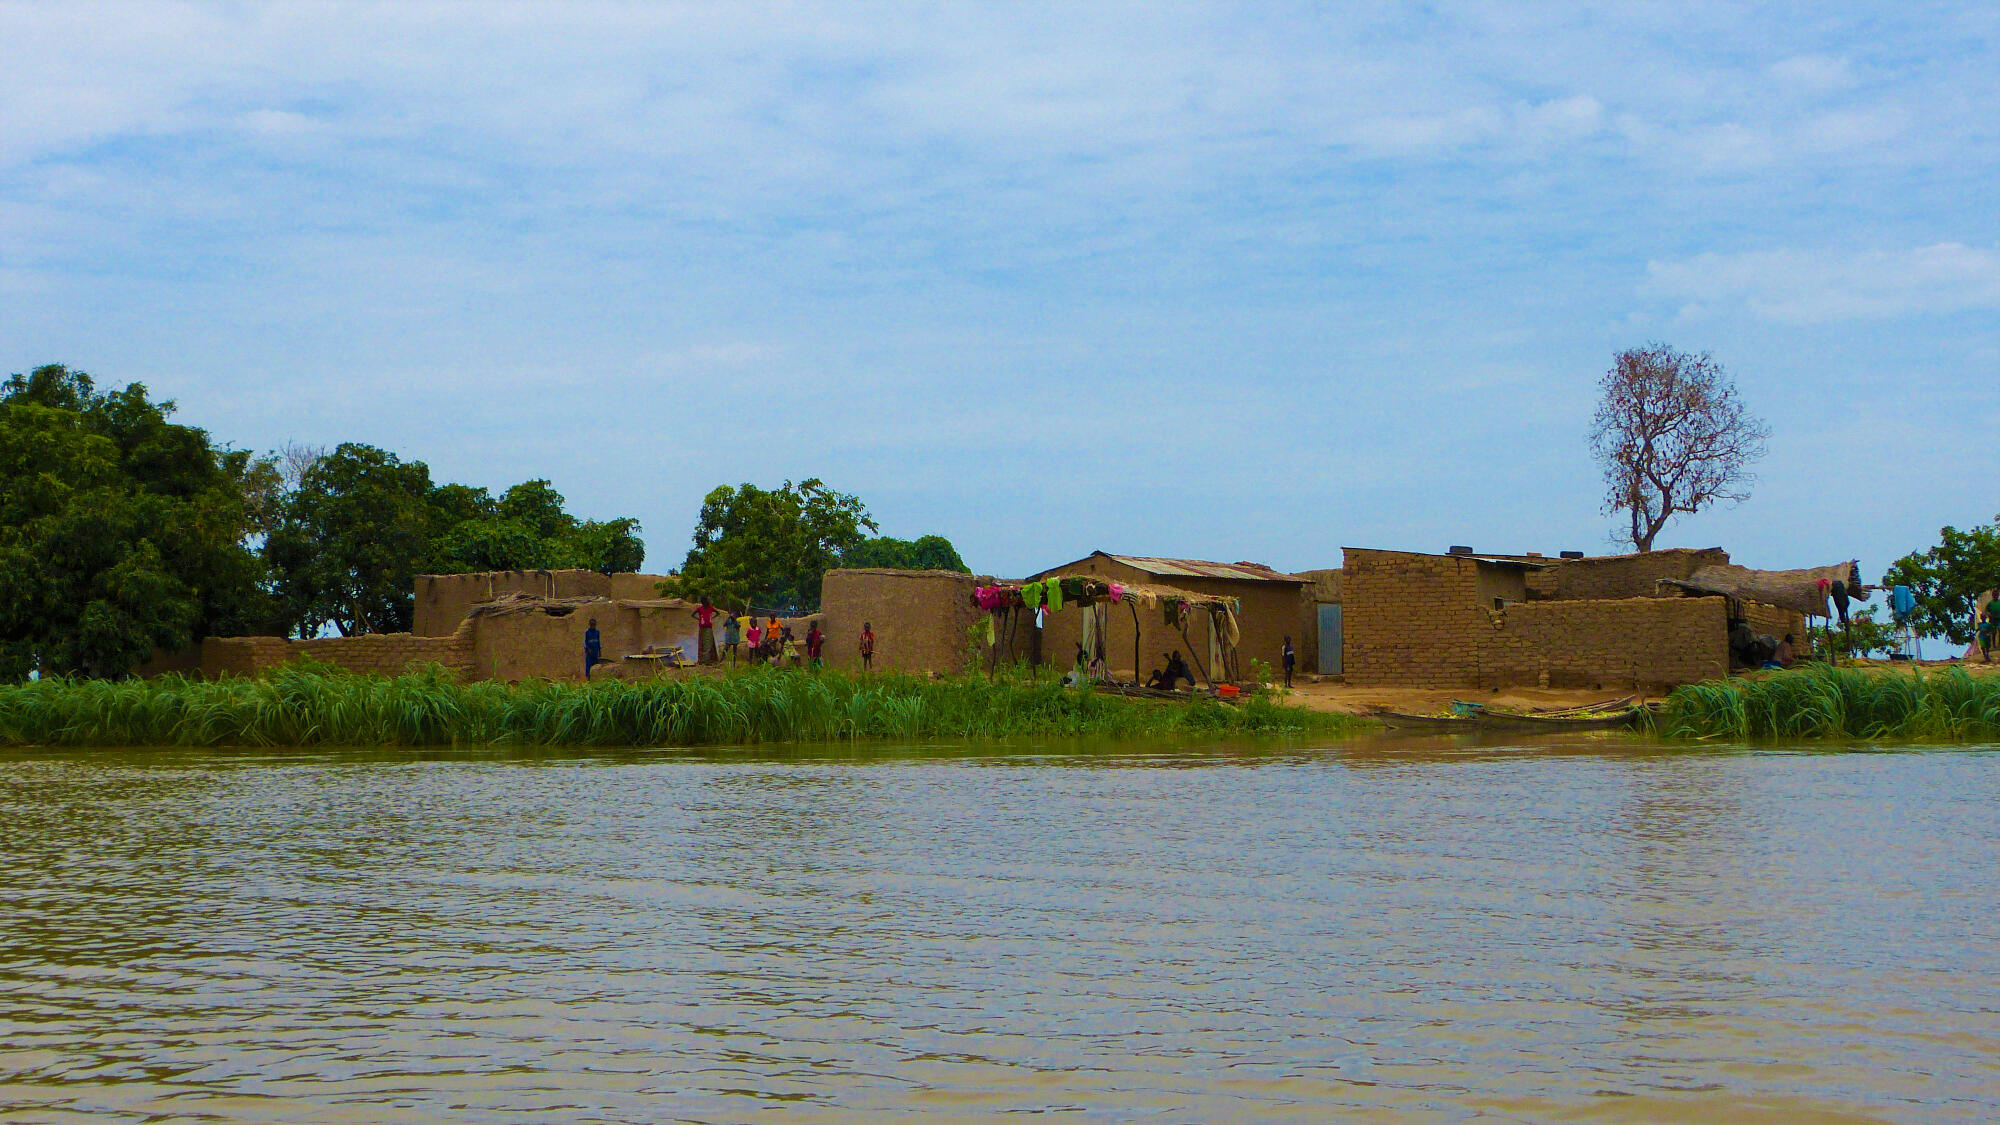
1882, 516, 2000, 645
842, 534, 969, 573
426, 478, 644, 574
661, 479, 876, 611
0, 364, 269, 678
265, 443, 437, 636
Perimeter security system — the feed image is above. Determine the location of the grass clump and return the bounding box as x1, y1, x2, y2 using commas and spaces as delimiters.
1655, 663, 2000, 742
0, 664, 1361, 749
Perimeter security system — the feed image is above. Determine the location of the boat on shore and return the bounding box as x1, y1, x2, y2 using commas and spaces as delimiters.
1373, 699, 1650, 733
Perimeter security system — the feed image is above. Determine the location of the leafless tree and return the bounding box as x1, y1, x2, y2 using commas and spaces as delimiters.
1588, 344, 1769, 552
277, 441, 327, 490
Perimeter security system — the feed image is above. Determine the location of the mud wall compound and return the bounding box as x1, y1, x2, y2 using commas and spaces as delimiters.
200, 625, 477, 679
414, 570, 672, 637
1343, 548, 1751, 690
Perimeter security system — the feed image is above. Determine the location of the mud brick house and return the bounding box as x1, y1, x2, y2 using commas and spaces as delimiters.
1013, 553, 1316, 682
1342, 547, 1809, 691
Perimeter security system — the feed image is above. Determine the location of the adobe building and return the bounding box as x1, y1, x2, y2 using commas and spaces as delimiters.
414, 569, 673, 637
1341, 546, 1813, 691
1015, 553, 1317, 682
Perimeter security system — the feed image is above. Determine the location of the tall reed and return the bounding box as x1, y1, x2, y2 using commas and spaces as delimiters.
1655, 664, 2000, 742
0, 664, 1359, 748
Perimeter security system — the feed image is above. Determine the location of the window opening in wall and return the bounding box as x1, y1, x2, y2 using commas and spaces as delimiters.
1493, 597, 1506, 611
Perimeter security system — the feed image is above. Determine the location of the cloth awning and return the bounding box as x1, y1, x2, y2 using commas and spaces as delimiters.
1661, 561, 1864, 617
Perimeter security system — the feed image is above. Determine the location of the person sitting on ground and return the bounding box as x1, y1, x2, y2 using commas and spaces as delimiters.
1144, 667, 1165, 689
1774, 633, 1796, 668
1151, 651, 1193, 691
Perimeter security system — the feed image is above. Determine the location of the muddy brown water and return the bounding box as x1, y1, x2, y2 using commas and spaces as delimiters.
2, 734, 1996, 1123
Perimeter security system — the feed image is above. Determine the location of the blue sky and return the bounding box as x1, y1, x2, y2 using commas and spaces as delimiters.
5, 2, 1996, 587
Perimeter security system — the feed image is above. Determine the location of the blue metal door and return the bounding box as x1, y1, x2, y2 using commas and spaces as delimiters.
1317, 604, 1342, 675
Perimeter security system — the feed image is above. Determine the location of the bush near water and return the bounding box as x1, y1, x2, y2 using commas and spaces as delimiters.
1657, 664, 2000, 742
0, 664, 1357, 748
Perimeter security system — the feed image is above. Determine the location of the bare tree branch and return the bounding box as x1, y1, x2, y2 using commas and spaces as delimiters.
1588, 343, 1769, 552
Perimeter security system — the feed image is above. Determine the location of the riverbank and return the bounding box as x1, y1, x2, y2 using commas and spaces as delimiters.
1657, 662, 2000, 741
0, 665, 1363, 748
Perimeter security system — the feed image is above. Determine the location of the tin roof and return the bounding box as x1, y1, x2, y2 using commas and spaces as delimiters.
1030, 552, 1306, 584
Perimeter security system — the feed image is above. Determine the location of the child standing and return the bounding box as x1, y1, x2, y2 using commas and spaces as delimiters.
1281, 635, 1296, 688
805, 622, 824, 668
721, 611, 742, 665
746, 617, 764, 657
859, 622, 875, 671
781, 627, 801, 668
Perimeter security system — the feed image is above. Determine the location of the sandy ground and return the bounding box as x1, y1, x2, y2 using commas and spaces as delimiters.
1274, 655, 2000, 717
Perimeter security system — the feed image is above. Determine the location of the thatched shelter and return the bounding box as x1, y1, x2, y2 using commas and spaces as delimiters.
1662, 561, 1864, 618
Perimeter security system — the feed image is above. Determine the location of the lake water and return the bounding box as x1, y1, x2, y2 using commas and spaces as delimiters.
2, 735, 1997, 1123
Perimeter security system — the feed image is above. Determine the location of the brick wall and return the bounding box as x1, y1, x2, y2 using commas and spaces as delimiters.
1344, 548, 1732, 689
199, 626, 475, 679
1524, 547, 1730, 601
1741, 601, 1807, 646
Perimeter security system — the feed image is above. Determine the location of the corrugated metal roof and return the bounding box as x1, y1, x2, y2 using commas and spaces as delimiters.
1102, 554, 1306, 584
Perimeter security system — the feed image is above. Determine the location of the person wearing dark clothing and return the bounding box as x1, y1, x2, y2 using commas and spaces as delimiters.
806, 623, 824, 668
583, 618, 602, 678
859, 623, 875, 671
1149, 651, 1193, 691
1281, 635, 1296, 687
722, 612, 742, 665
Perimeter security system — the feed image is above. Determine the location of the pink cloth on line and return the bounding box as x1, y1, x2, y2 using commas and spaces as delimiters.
1109, 583, 1125, 601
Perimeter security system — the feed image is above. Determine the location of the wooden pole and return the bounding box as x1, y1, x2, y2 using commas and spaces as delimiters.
1129, 599, 1142, 687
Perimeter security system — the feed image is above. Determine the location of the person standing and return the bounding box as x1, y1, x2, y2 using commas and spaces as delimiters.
1281, 636, 1296, 688
781, 627, 801, 668
746, 616, 764, 658
1980, 599, 1998, 664
859, 622, 875, 672
583, 618, 602, 678
721, 611, 742, 665
692, 597, 722, 664
806, 621, 824, 668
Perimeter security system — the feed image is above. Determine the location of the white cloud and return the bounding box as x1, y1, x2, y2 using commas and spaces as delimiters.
1644, 243, 2000, 323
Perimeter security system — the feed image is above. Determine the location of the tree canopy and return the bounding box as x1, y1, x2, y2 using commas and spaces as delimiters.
662, 480, 885, 611
842, 534, 969, 573
266, 450, 646, 638
1588, 344, 1769, 552
1881, 516, 2000, 646
0, 364, 269, 678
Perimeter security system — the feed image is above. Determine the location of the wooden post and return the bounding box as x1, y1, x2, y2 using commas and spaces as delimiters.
1129, 599, 1142, 687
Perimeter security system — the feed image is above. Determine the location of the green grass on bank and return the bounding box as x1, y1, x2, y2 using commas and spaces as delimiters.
0, 663, 1362, 748
1656, 663, 2000, 742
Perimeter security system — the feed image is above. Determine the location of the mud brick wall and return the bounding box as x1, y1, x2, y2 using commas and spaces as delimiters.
413, 570, 669, 636
200, 627, 475, 679
820, 569, 981, 675
1490, 598, 1728, 690
1343, 549, 1490, 687
1741, 601, 1807, 644
1524, 547, 1729, 601
1344, 548, 1732, 689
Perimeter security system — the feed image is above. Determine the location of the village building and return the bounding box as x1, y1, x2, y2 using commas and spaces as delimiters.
1338, 546, 1826, 692
1004, 553, 1316, 683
